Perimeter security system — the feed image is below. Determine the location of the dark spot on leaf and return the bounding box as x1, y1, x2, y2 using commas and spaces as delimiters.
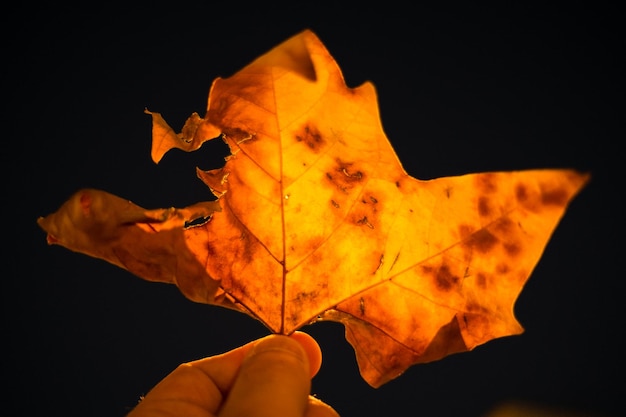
239, 232, 255, 265
356, 216, 374, 229
458, 224, 474, 239
466, 301, 489, 314
295, 290, 318, 302
478, 196, 492, 217
515, 183, 528, 203
294, 124, 325, 152
468, 229, 498, 253
421, 265, 433, 274
541, 186, 568, 206
223, 127, 254, 144
503, 241, 522, 257
476, 273, 487, 288
496, 263, 510, 274
434, 264, 459, 292
476, 173, 498, 193
493, 217, 515, 235
324, 158, 366, 194
337, 159, 363, 181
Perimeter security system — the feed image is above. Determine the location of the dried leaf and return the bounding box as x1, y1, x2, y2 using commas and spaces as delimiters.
37, 29, 589, 387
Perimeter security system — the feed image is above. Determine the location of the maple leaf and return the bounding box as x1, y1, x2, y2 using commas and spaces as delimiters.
37, 29, 589, 387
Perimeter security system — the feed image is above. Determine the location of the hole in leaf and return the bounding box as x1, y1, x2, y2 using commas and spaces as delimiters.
184, 215, 212, 228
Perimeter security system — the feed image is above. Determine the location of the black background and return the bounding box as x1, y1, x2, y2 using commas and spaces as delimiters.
4, 4, 623, 417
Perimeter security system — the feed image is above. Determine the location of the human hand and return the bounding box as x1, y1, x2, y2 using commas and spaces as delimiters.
127, 331, 339, 417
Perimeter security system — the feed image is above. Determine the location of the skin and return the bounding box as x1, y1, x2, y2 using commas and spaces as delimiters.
127, 332, 339, 417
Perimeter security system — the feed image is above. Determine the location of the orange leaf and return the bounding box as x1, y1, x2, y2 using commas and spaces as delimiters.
37, 29, 589, 387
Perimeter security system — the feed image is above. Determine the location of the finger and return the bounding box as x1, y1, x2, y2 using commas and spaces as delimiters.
306, 395, 341, 417
187, 331, 320, 395
129, 332, 330, 417
218, 335, 312, 417
289, 331, 322, 377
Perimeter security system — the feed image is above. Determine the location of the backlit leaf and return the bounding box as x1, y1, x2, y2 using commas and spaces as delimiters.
38, 30, 589, 387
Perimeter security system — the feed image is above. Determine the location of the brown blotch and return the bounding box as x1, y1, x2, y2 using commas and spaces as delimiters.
503, 241, 522, 257
476, 173, 498, 193
541, 186, 568, 206
466, 301, 490, 314
294, 290, 319, 303
360, 195, 379, 212
289, 235, 326, 259
458, 223, 474, 239
324, 158, 366, 193
468, 229, 498, 253
294, 124, 325, 152
493, 217, 516, 235
356, 216, 374, 229
205, 241, 218, 258
496, 263, 510, 274
477, 196, 492, 217
435, 264, 460, 292
421, 265, 434, 274
475, 272, 488, 289
336, 159, 364, 181
223, 127, 254, 144
515, 183, 529, 203
238, 232, 256, 265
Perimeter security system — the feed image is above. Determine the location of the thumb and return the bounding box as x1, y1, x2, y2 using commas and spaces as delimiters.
218, 334, 312, 417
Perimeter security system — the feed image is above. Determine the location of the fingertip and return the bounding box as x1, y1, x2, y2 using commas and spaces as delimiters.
289, 331, 323, 378
220, 334, 313, 416
307, 395, 341, 417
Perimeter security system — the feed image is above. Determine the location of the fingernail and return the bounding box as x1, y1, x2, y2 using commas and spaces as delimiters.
248, 335, 307, 363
